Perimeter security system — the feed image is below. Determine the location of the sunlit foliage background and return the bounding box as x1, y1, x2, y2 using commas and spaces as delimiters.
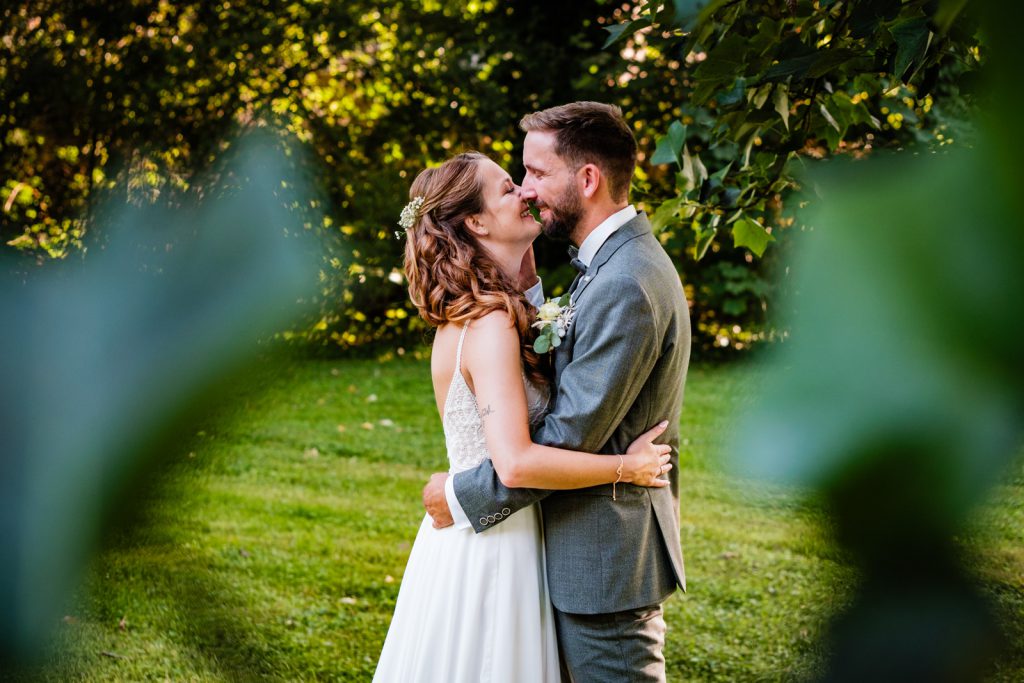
0, 1, 983, 355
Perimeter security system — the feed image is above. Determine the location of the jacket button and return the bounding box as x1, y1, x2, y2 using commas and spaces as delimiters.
479, 517, 488, 526
502, 508, 511, 515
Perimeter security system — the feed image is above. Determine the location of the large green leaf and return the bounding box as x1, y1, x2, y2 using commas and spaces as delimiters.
694, 226, 718, 260
695, 33, 749, 80
602, 17, 652, 49
807, 48, 862, 78
732, 216, 775, 257
681, 145, 696, 191
650, 197, 683, 232
820, 103, 841, 132
717, 77, 747, 106
650, 121, 688, 167
773, 85, 790, 130
762, 52, 819, 82
849, 0, 901, 39
672, 0, 730, 29
891, 17, 930, 79
749, 83, 772, 109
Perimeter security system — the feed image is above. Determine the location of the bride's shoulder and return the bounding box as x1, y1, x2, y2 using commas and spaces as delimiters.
462, 311, 519, 367
471, 309, 517, 333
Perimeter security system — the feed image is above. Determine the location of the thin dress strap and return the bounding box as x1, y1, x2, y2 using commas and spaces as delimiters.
453, 322, 470, 383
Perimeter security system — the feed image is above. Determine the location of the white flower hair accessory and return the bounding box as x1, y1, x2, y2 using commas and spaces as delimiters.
396, 196, 425, 238
532, 294, 575, 354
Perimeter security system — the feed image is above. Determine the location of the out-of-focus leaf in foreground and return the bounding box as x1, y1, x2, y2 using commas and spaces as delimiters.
0, 130, 320, 664
730, 4, 1024, 678
729, 119, 1024, 683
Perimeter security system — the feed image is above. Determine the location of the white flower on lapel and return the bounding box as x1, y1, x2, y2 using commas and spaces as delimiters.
531, 294, 575, 354
537, 300, 562, 321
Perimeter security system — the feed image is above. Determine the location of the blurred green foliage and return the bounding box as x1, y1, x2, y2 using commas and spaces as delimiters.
0, 1, 982, 355
0, 132, 322, 664
724, 0, 1024, 677
606, 0, 983, 351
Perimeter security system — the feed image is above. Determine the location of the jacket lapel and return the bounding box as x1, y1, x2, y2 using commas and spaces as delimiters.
570, 212, 651, 304
553, 212, 652, 391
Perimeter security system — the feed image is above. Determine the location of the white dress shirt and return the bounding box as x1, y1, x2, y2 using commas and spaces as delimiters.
442, 206, 638, 529
524, 278, 544, 309
576, 204, 637, 268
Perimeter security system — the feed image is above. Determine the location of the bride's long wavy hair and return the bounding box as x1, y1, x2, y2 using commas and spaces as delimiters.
403, 152, 549, 386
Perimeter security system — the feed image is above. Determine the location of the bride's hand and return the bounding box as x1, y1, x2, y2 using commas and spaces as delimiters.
622, 420, 673, 488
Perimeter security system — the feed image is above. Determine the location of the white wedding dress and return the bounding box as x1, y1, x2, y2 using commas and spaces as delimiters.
373, 323, 561, 682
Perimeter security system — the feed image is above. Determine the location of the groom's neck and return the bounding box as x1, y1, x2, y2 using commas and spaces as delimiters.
571, 200, 630, 247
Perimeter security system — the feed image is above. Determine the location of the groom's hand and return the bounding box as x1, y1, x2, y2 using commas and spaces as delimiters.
422, 472, 454, 528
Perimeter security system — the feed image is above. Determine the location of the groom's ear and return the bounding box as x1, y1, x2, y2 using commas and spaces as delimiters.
465, 214, 488, 237
578, 163, 602, 200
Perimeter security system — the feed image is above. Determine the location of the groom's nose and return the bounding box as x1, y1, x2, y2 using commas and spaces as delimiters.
520, 182, 537, 201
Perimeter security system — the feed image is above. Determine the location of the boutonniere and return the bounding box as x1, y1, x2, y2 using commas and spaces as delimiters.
532, 294, 575, 354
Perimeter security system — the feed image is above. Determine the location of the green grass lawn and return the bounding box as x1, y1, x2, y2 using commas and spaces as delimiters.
10, 357, 1023, 681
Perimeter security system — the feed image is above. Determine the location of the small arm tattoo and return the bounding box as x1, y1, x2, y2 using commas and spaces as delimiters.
479, 404, 494, 420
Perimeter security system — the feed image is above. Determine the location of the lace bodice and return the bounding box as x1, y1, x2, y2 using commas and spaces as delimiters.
442, 324, 549, 474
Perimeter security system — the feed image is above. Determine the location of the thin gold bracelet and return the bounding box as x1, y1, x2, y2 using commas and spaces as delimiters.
613, 454, 624, 501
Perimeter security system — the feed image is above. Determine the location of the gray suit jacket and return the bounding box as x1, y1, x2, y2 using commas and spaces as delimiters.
452, 212, 690, 615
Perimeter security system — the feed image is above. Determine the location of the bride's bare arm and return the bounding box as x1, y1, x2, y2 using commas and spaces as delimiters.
463, 311, 671, 490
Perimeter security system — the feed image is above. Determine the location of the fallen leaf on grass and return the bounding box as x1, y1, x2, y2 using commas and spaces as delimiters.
340, 597, 357, 605
379, 418, 394, 427
118, 615, 127, 631
304, 447, 320, 459
361, 422, 374, 430
336, 424, 346, 433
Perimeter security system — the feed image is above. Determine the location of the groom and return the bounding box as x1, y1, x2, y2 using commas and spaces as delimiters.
423, 101, 690, 682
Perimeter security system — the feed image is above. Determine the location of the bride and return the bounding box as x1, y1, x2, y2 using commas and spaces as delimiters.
372, 152, 672, 682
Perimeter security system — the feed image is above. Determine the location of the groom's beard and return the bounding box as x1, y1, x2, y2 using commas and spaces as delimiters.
540, 183, 583, 243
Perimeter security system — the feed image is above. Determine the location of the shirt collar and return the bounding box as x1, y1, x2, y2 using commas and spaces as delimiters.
576, 205, 637, 267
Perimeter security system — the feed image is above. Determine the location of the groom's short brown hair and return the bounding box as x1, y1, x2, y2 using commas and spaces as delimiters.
519, 102, 637, 203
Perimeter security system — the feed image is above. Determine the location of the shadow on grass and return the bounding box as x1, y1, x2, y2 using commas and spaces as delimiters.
161, 560, 297, 682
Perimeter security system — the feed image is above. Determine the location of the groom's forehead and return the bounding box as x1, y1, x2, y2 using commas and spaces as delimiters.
523, 132, 564, 168
524, 130, 557, 152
